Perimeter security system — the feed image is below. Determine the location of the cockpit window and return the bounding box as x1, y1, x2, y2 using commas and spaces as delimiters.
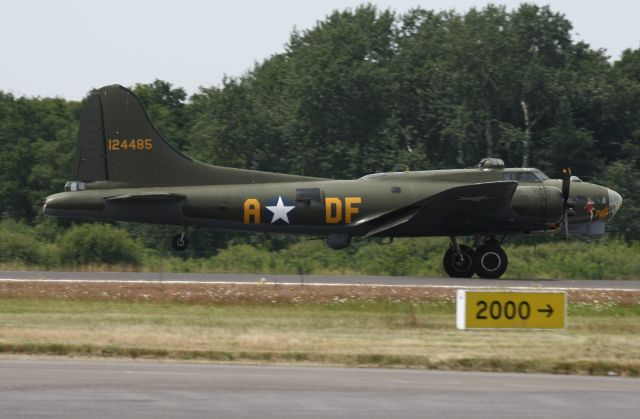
518, 172, 539, 182
503, 170, 548, 183
504, 172, 538, 182
531, 170, 549, 181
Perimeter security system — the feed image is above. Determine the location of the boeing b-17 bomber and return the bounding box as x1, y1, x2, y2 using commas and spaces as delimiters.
44, 85, 623, 279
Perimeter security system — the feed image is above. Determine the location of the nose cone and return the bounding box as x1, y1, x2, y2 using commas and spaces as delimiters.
607, 188, 623, 219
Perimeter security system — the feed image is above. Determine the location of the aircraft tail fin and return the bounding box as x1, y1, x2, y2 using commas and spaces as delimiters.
72, 85, 320, 187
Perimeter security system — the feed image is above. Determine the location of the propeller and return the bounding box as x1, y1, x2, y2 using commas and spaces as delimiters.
560, 168, 572, 239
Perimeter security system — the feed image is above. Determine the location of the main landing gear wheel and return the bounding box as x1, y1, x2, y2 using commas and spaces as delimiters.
443, 245, 475, 278
172, 233, 189, 251
473, 244, 508, 279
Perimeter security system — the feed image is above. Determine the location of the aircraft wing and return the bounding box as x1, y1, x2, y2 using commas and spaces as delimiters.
362, 209, 420, 238
416, 181, 518, 213
359, 181, 518, 237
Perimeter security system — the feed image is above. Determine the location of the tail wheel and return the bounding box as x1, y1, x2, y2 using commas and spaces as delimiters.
473, 245, 508, 279
172, 234, 189, 251
443, 245, 475, 278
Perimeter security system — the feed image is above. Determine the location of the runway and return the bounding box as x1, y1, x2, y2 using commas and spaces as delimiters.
1, 270, 639, 290
0, 359, 638, 419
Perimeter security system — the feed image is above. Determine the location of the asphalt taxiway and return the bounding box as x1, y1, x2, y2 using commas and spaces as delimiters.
0, 359, 638, 419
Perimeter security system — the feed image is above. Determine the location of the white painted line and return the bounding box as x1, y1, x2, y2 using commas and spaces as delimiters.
0, 278, 637, 292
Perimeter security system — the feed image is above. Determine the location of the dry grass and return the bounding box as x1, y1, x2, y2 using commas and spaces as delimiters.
0, 281, 639, 376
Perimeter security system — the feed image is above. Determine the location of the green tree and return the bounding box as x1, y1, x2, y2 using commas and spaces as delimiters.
596, 145, 640, 241
133, 80, 190, 149
0, 93, 79, 220
57, 224, 143, 266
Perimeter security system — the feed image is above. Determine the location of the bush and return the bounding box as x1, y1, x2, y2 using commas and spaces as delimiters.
279, 240, 355, 274
0, 220, 58, 267
209, 244, 276, 273
0, 230, 49, 266
57, 224, 143, 267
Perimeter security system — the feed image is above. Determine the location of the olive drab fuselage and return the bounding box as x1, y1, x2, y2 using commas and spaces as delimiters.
44, 167, 619, 238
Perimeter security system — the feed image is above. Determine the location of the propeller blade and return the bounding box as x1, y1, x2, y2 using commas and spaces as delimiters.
561, 167, 571, 204
560, 168, 572, 240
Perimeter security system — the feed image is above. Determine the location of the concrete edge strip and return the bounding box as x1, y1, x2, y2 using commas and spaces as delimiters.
0, 278, 637, 292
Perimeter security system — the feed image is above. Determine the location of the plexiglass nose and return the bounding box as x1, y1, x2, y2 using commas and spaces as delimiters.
607, 188, 622, 219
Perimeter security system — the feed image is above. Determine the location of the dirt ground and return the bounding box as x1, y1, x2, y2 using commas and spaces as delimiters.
0, 280, 638, 305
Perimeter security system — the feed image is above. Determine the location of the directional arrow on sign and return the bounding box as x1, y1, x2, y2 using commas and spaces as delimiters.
537, 304, 554, 317
458, 291, 566, 329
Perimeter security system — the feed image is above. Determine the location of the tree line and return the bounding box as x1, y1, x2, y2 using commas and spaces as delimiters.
1, 3, 639, 255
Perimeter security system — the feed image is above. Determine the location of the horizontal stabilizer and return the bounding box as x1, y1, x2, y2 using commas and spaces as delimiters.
105, 192, 186, 202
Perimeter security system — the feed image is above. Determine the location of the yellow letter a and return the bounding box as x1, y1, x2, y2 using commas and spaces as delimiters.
244, 199, 261, 224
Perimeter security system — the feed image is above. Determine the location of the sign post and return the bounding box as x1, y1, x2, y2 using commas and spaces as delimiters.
456, 290, 566, 330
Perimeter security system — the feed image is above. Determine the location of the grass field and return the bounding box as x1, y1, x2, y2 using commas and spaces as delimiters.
0, 289, 639, 376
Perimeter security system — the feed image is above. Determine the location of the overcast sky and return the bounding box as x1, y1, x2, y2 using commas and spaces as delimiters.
2, 0, 639, 100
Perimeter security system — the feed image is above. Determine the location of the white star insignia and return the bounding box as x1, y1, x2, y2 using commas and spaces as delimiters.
265, 196, 295, 224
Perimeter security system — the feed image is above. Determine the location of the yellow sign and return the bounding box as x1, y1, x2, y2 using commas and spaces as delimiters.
456, 290, 566, 330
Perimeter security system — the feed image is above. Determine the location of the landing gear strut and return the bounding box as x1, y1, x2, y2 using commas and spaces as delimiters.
442, 236, 508, 279
172, 228, 189, 251
442, 237, 475, 278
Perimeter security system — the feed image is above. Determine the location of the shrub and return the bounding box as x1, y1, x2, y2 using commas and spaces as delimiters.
57, 224, 143, 267
0, 220, 58, 267
210, 244, 276, 273
0, 230, 46, 265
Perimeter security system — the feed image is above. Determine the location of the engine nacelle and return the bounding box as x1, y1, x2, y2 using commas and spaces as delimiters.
511, 185, 563, 223
325, 233, 351, 250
